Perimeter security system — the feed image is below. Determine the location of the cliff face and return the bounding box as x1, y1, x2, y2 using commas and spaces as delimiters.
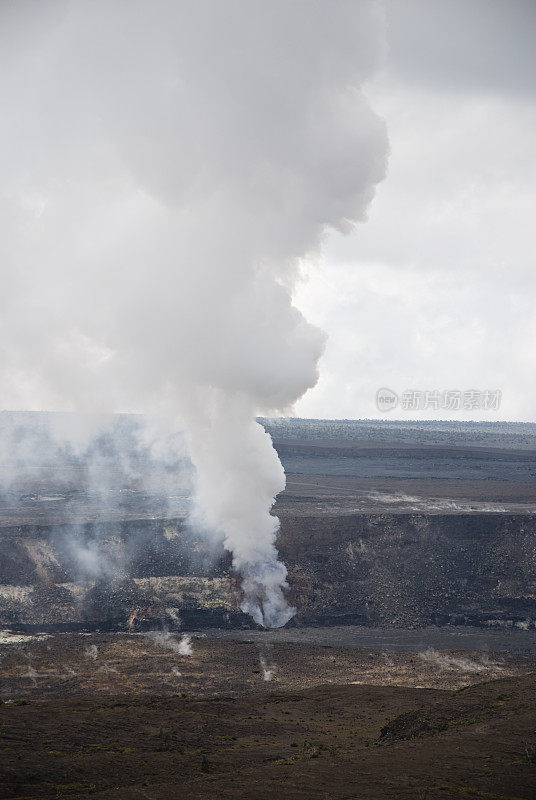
0, 514, 534, 631
277, 514, 536, 628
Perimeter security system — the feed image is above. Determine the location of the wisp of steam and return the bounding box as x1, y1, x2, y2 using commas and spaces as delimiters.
0, 1, 387, 626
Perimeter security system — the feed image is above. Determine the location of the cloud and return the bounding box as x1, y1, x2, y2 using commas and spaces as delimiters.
294, 4, 536, 421
0, 1, 388, 623
384, 0, 536, 98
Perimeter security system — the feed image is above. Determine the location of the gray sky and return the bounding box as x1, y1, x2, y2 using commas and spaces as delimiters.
295, 0, 535, 421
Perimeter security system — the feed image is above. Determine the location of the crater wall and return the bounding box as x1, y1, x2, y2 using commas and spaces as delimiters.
0, 513, 534, 631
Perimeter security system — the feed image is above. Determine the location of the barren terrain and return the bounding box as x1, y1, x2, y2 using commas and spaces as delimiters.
1, 417, 535, 798
1, 631, 535, 799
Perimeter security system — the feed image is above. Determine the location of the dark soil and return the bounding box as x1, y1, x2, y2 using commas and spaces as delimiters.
1, 672, 534, 799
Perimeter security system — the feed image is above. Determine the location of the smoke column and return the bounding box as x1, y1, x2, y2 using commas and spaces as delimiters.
0, 1, 388, 626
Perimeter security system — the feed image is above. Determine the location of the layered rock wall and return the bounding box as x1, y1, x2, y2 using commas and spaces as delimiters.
0, 514, 534, 631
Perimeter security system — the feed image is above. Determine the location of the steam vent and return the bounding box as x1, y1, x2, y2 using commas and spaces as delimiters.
1, 415, 535, 634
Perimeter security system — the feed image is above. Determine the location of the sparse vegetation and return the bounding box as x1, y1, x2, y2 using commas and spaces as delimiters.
521, 744, 536, 764
199, 755, 211, 773
0, 640, 533, 799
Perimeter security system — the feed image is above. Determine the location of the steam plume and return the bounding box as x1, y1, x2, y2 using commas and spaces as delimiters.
0, 2, 387, 625
145, 631, 193, 657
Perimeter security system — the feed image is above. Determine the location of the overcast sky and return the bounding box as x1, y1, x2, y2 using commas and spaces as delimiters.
1, 1, 534, 426
294, 0, 535, 421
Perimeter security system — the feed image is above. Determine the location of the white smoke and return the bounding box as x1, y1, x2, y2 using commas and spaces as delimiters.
177, 634, 193, 657
23, 664, 38, 686
65, 538, 119, 581
0, 2, 388, 625
145, 630, 193, 657
419, 648, 502, 673
84, 644, 98, 661
259, 645, 278, 682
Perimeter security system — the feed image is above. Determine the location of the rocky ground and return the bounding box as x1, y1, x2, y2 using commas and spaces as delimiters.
1, 631, 533, 700
1, 632, 535, 799
0, 639, 534, 800
1, 418, 534, 797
